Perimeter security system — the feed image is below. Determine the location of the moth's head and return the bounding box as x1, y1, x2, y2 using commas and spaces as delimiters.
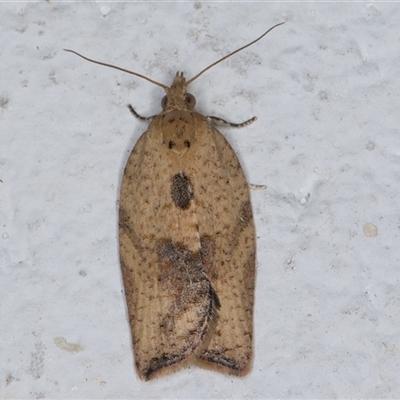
161, 72, 196, 112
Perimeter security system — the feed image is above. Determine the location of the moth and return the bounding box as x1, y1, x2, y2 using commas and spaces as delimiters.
65, 21, 284, 380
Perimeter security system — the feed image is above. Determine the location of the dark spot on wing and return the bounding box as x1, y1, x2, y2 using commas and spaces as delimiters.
171, 172, 194, 210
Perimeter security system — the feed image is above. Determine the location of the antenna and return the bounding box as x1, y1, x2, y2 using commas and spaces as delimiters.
187, 22, 285, 85
64, 22, 285, 89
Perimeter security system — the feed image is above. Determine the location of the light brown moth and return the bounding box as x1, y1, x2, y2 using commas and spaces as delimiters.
65, 21, 284, 380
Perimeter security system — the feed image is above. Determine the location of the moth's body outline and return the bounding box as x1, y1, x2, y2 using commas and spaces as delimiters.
119, 75, 256, 378
64, 22, 284, 380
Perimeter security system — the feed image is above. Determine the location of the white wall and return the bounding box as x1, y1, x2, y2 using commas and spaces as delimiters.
1, 2, 400, 398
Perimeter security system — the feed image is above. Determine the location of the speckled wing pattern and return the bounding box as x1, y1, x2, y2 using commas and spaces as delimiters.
119, 106, 256, 380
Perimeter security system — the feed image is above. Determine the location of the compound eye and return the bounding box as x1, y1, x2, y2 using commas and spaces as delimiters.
161, 95, 167, 109
185, 93, 196, 108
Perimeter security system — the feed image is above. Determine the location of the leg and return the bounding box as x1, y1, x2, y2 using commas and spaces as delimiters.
206, 115, 257, 128
128, 105, 157, 122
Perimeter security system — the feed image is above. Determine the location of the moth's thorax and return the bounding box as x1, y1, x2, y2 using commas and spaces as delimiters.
161, 109, 196, 156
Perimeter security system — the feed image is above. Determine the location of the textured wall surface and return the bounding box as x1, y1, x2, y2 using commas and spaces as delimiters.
1, 2, 400, 398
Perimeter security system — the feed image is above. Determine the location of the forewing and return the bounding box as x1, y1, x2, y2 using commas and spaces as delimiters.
188, 115, 256, 375
119, 115, 217, 380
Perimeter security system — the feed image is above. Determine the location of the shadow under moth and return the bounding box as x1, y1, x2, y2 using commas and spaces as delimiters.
65, 21, 284, 380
